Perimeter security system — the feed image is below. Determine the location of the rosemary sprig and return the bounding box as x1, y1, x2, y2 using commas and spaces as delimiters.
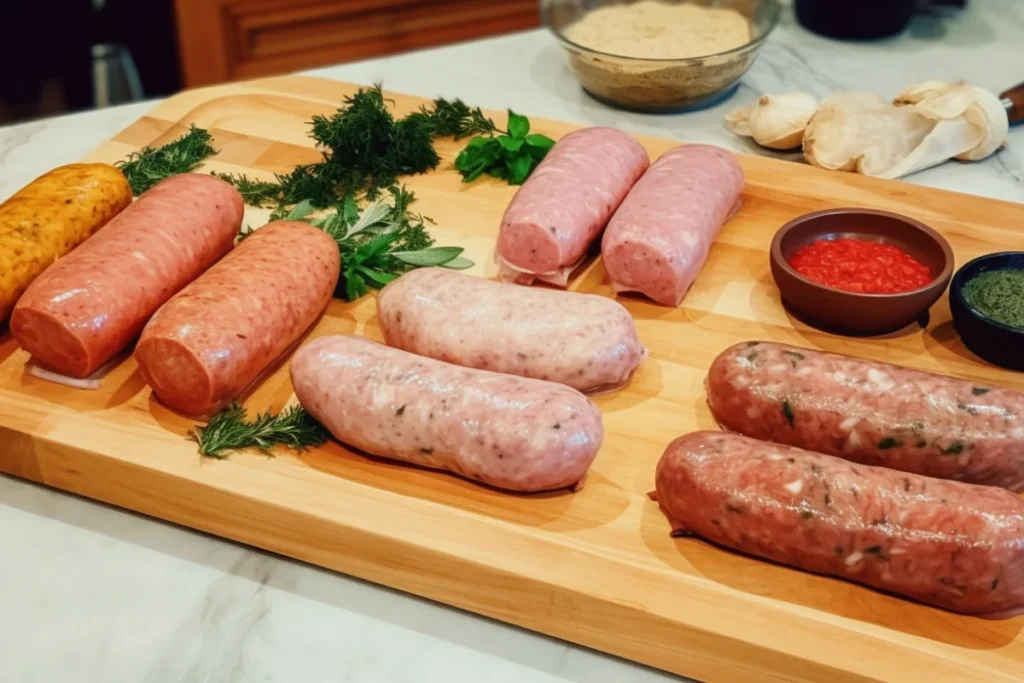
116, 124, 217, 195
191, 403, 327, 459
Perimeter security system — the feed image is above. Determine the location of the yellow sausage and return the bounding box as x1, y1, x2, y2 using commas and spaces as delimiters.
0, 163, 132, 322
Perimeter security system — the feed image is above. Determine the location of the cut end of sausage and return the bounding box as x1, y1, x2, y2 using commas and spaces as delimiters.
136, 336, 214, 418
603, 240, 686, 307
10, 307, 92, 378
496, 220, 565, 276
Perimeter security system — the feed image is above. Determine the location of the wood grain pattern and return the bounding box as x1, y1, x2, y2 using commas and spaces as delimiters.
4, 75, 1024, 683
173, 0, 539, 87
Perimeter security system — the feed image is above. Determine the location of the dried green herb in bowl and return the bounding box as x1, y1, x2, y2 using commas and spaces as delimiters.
961, 268, 1024, 329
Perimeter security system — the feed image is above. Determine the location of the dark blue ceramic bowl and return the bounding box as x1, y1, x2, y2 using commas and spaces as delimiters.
950, 252, 1024, 371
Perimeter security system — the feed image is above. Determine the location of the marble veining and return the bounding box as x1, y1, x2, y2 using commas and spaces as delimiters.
2, 2, 1023, 681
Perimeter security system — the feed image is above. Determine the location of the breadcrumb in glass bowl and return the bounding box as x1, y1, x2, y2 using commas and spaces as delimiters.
542, 0, 782, 113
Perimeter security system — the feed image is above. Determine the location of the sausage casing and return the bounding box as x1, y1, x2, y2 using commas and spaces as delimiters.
0, 163, 131, 322
11, 174, 243, 378
601, 144, 743, 306
654, 431, 1024, 617
495, 127, 649, 286
136, 222, 339, 417
707, 341, 1024, 491
377, 267, 646, 392
290, 335, 604, 492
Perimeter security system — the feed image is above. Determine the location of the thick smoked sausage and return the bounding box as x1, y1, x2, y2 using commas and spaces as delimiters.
707, 341, 1024, 491
654, 431, 1024, 617
136, 222, 339, 417
11, 174, 243, 378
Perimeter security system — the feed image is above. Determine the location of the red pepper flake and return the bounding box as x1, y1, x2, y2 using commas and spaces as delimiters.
788, 238, 933, 294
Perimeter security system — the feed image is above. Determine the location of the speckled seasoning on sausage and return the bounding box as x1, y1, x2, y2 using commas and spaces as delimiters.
136, 222, 339, 417
602, 144, 744, 306
0, 163, 132, 322
654, 431, 1024, 618
10, 174, 243, 378
290, 335, 604, 492
707, 341, 1024, 491
377, 268, 646, 392
495, 127, 649, 286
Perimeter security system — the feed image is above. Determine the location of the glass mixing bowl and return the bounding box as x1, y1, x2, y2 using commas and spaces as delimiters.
541, 0, 782, 113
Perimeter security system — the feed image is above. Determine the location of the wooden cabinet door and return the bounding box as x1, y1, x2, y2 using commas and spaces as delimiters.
175, 0, 540, 88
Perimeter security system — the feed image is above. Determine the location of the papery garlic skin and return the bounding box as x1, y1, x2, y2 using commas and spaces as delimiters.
895, 81, 1008, 162
802, 92, 935, 176
724, 92, 819, 150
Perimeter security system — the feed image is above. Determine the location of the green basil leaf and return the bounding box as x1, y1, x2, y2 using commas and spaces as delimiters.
455, 145, 486, 171
507, 110, 529, 139
463, 164, 488, 183
478, 140, 501, 163
466, 136, 491, 148
391, 246, 465, 267
488, 165, 509, 179
498, 136, 525, 154
508, 154, 534, 185
525, 134, 555, 151
441, 256, 475, 270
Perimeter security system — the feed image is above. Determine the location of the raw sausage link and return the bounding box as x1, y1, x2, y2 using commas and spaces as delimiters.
602, 144, 743, 306
654, 431, 1024, 617
706, 341, 1024, 491
377, 267, 646, 392
10, 174, 243, 378
495, 127, 649, 286
290, 335, 604, 492
136, 222, 340, 417
0, 163, 132, 322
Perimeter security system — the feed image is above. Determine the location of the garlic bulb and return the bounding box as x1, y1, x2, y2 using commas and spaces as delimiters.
724, 92, 819, 150
802, 92, 935, 176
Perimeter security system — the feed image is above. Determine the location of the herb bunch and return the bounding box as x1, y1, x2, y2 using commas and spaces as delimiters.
454, 110, 555, 185
191, 403, 327, 459
215, 85, 497, 214
240, 185, 472, 301
115, 124, 218, 195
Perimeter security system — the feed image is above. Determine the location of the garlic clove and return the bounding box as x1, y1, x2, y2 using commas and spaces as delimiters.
724, 92, 819, 150
723, 102, 755, 136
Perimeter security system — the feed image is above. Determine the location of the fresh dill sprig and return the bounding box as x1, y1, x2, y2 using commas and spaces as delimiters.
215, 84, 497, 215
116, 124, 217, 195
191, 403, 328, 459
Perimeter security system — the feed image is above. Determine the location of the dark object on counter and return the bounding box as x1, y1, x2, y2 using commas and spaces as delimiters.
769, 208, 953, 336
795, 0, 966, 40
950, 252, 1024, 371
1002, 82, 1024, 125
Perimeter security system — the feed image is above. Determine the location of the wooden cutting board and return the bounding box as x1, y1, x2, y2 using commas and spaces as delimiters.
3, 75, 1024, 683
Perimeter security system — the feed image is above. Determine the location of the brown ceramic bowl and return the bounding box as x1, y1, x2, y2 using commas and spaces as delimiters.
769, 209, 954, 336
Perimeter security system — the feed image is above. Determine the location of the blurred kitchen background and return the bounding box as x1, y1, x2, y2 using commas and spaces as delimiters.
0, 0, 967, 126
0, 0, 538, 125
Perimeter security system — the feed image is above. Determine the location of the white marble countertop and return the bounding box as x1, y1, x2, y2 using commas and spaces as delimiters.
2, 3, 1023, 681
